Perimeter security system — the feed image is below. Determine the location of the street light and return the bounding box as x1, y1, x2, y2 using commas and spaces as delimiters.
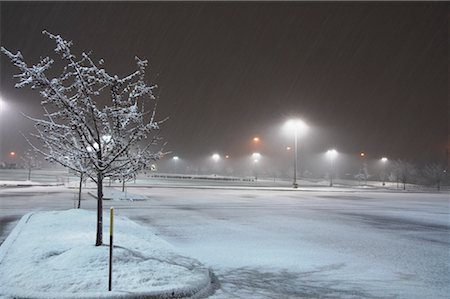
252, 152, 261, 162
326, 149, 338, 187
251, 153, 261, 181
381, 157, 388, 186
284, 119, 308, 188
212, 153, 220, 161
211, 153, 220, 176
172, 156, 180, 173
359, 151, 367, 185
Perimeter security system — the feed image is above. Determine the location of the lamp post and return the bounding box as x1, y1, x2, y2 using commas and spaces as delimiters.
252, 152, 261, 181
326, 149, 338, 187
359, 152, 366, 185
381, 157, 388, 186
211, 153, 220, 175
172, 156, 179, 173
284, 119, 308, 188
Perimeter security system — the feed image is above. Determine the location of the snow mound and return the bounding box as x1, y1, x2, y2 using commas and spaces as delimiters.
0, 210, 213, 298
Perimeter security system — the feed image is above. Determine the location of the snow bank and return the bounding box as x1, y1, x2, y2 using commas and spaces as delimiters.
89, 188, 147, 201
0, 180, 46, 187
0, 210, 213, 298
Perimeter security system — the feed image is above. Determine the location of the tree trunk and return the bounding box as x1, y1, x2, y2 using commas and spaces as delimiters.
77, 173, 83, 209
96, 172, 103, 246
122, 179, 125, 192
437, 180, 440, 191
28, 166, 31, 181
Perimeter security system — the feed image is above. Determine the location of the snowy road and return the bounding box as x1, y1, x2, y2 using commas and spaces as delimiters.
0, 186, 448, 298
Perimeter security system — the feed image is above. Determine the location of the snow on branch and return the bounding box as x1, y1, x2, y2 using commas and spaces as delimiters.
2, 31, 164, 182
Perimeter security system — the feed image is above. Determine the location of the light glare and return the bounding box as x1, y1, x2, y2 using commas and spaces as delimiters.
284, 118, 308, 136
326, 149, 338, 160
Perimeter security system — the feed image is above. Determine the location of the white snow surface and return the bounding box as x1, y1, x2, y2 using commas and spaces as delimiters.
0, 183, 448, 298
0, 209, 211, 298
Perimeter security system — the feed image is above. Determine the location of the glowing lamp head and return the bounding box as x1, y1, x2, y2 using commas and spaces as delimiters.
360, 152, 365, 157
253, 137, 260, 143
381, 157, 388, 163
252, 152, 261, 162
172, 156, 179, 161
9, 151, 16, 157
284, 118, 308, 136
212, 153, 220, 161
326, 149, 338, 160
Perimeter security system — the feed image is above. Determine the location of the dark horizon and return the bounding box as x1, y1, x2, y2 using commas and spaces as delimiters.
0, 1, 448, 165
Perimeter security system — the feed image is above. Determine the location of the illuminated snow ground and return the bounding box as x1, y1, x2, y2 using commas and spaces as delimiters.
0, 183, 448, 298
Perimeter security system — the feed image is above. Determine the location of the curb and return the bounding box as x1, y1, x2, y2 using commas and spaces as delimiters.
0, 212, 34, 265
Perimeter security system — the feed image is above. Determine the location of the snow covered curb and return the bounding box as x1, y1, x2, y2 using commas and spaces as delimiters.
0, 210, 214, 299
0, 212, 34, 265
0, 180, 63, 188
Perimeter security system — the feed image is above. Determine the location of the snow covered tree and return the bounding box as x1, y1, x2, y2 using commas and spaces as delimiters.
392, 160, 417, 190
21, 149, 40, 181
2, 31, 164, 246
423, 163, 446, 191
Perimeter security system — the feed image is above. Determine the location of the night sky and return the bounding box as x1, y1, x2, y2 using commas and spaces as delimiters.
0, 2, 448, 165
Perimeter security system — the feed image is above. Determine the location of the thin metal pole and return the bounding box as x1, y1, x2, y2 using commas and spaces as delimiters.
293, 128, 298, 188
109, 207, 114, 291
330, 159, 333, 187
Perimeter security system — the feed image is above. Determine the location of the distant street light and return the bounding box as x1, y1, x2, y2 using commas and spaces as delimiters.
252, 152, 261, 162
9, 151, 16, 157
172, 156, 179, 173
253, 137, 260, 143
326, 149, 338, 187
284, 119, 308, 188
251, 153, 261, 180
359, 151, 367, 185
381, 157, 388, 186
211, 153, 220, 175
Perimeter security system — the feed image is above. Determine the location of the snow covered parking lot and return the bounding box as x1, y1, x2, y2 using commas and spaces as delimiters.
0, 184, 448, 298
